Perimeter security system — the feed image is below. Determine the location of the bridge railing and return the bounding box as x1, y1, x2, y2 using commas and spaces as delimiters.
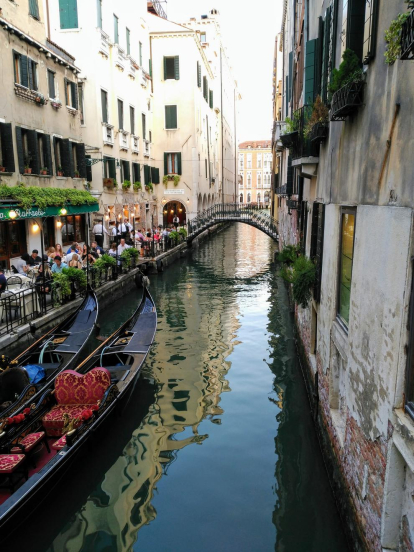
188, 203, 278, 240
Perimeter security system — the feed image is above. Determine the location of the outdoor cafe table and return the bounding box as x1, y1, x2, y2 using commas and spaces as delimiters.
0, 286, 40, 324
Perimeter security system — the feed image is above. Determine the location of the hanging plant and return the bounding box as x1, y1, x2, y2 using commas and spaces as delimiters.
145, 182, 154, 192
122, 180, 131, 191
163, 175, 169, 187
133, 181, 142, 192
0, 185, 96, 210
173, 175, 180, 187
384, 3, 413, 65
280, 255, 316, 308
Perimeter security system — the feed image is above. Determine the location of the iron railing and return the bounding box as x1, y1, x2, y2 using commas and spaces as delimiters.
401, 9, 414, 60
187, 203, 278, 242
291, 105, 319, 160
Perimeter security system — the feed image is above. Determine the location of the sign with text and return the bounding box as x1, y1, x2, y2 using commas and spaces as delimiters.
164, 189, 184, 195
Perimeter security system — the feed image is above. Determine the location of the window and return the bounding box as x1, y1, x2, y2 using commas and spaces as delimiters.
118, 99, 124, 130
142, 113, 146, 139
257, 192, 261, 204
126, 28, 131, 56
257, 153, 262, 168
239, 193, 243, 203
54, 137, 63, 174
14, 54, 38, 90
29, 59, 38, 91
164, 56, 179, 80
101, 89, 108, 123
209, 90, 213, 109
114, 14, 119, 44
338, 208, 356, 327
362, 0, 379, 64
29, 0, 39, 19
65, 79, 78, 109
139, 42, 143, 66
165, 105, 177, 129
247, 172, 252, 188
130, 106, 135, 135
257, 173, 262, 187
132, 162, 140, 183
200, 32, 207, 43
203, 76, 208, 101
205, 159, 208, 178
103, 156, 116, 179
120, 160, 130, 182
164, 152, 182, 175
239, 154, 244, 169
310, 202, 325, 302
78, 83, 84, 124
341, 0, 366, 62
247, 154, 252, 169
97, 0, 102, 28
61, 215, 85, 245
247, 193, 251, 203
149, 130, 152, 143
58, 0, 78, 29
48, 70, 56, 98
197, 61, 201, 87
0, 123, 15, 173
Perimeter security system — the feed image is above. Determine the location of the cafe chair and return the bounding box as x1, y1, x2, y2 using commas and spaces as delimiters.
6, 276, 23, 290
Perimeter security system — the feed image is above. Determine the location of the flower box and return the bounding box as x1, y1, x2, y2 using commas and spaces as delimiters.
309, 122, 329, 143
24, 168, 32, 174
330, 80, 365, 121
280, 130, 298, 149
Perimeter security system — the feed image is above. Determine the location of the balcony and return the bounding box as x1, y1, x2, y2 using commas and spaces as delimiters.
102, 123, 114, 146
290, 106, 319, 162
131, 135, 139, 153
119, 131, 129, 151
330, 80, 365, 121
401, 9, 414, 60
115, 46, 126, 72
144, 139, 150, 157
98, 30, 111, 59
15, 84, 48, 106
128, 57, 139, 80
275, 184, 287, 196
141, 71, 148, 88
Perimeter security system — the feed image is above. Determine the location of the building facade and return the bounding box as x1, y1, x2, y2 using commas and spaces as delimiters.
273, 0, 414, 550
0, 0, 92, 265
238, 141, 272, 206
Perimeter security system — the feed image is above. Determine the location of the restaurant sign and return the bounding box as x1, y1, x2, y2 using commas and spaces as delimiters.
164, 189, 184, 195
0, 203, 99, 221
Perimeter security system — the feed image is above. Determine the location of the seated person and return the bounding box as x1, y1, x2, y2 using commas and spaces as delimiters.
65, 244, 78, 263
108, 242, 117, 258
68, 253, 82, 270
91, 241, 104, 256
27, 249, 42, 266
0, 269, 7, 293
81, 245, 96, 265
51, 256, 68, 274
35, 264, 52, 293
66, 242, 79, 255
14, 253, 31, 274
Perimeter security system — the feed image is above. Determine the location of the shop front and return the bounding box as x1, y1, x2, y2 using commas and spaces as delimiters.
163, 200, 187, 227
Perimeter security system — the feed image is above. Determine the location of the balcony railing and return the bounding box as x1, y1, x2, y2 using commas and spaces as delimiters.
401, 9, 414, 60
291, 105, 320, 160
330, 80, 365, 121
103, 123, 114, 146
131, 135, 139, 153
119, 131, 129, 150
275, 184, 287, 196
147, 0, 167, 19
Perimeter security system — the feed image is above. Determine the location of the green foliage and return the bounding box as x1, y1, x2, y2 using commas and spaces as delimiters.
51, 272, 71, 305
276, 244, 300, 265
145, 182, 154, 192
0, 185, 96, 210
163, 175, 169, 186
62, 267, 87, 289
120, 247, 139, 267
282, 112, 300, 135
113, 179, 118, 188
304, 96, 329, 139
178, 227, 187, 238
280, 255, 316, 308
122, 180, 131, 191
133, 181, 142, 191
329, 49, 362, 95
384, 11, 411, 64
173, 175, 180, 187
168, 230, 180, 244
96, 254, 116, 270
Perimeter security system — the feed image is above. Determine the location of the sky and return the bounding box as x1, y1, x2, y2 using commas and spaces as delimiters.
167, 0, 283, 144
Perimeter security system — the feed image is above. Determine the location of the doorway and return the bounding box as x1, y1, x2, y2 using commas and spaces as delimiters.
0, 220, 27, 269
163, 201, 186, 227
43, 218, 56, 251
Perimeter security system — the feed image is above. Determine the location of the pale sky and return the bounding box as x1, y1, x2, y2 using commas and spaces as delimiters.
167, 0, 283, 144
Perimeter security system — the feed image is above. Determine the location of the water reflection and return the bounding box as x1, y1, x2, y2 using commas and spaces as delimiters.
44, 223, 347, 552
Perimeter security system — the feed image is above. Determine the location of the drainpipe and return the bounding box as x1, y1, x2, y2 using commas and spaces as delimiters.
220, 48, 224, 207
45, 0, 51, 40
234, 87, 237, 204
206, 114, 211, 191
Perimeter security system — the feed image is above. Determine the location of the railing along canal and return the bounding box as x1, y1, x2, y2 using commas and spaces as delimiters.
188, 203, 279, 242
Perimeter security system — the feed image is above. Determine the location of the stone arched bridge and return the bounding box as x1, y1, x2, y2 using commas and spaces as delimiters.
187, 204, 279, 243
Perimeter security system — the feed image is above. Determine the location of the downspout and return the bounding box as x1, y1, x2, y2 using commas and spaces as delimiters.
149, 35, 154, 94
234, 88, 237, 203
45, 0, 51, 40
220, 47, 224, 206
206, 114, 211, 190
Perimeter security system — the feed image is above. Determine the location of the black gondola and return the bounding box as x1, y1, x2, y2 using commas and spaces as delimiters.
0, 290, 98, 421
0, 286, 156, 536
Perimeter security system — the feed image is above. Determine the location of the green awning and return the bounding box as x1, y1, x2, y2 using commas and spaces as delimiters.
0, 202, 99, 221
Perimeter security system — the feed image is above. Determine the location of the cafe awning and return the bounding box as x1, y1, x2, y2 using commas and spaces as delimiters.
0, 202, 99, 221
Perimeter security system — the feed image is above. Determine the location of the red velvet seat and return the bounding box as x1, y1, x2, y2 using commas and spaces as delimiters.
11, 432, 46, 453
42, 368, 111, 437
52, 435, 67, 450
0, 454, 28, 493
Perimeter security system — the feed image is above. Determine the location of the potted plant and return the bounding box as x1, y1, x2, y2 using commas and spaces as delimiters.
133, 181, 142, 192
163, 175, 169, 187
122, 180, 131, 191
280, 113, 300, 148
40, 167, 48, 175
385, 2, 414, 63
280, 255, 316, 308
35, 93, 46, 105
329, 49, 365, 121
51, 99, 62, 109
173, 175, 180, 187
145, 182, 153, 192
304, 96, 330, 143
74, 170, 80, 178
113, 179, 118, 188
24, 156, 32, 174
57, 166, 64, 177
0, 166, 5, 173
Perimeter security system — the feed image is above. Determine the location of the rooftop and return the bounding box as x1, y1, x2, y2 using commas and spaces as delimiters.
239, 140, 271, 149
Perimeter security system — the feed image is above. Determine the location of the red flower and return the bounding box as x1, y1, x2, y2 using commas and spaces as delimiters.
14, 414, 25, 423
6, 417, 14, 425
91, 405, 99, 411
23, 408, 31, 415
81, 409, 93, 421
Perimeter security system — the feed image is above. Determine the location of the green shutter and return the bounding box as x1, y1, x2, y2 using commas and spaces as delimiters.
20, 55, 28, 88
304, 39, 317, 105
126, 28, 130, 56
165, 106, 177, 129
71, 82, 78, 109
118, 100, 123, 130
286, 156, 293, 195
149, 59, 152, 77
101, 90, 107, 122
285, 75, 289, 116
197, 62, 201, 87
177, 153, 182, 175
133, 162, 140, 183
144, 164, 150, 185
76, 143, 86, 178
164, 152, 168, 174
48, 70, 55, 98
97, 0, 102, 28
64, 78, 68, 106
163, 57, 167, 80
61, 138, 74, 177
15, 127, 25, 174
174, 56, 180, 80
0, 123, 15, 173
29, 0, 39, 19
107, 157, 116, 179
59, 0, 78, 30
28, 59, 34, 90
86, 155, 92, 182
209, 90, 213, 109
151, 167, 160, 184
321, 10, 330, 104
27, 130, 40, 174
114, 14, 119, 43
43, 134, 53, 175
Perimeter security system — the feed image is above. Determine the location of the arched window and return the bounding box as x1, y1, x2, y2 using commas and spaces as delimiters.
264, 191, 270, 203
239, 193, 243, 203
257, 173, 262, 188
247, 193, 251, 203
257, 192, 261, 204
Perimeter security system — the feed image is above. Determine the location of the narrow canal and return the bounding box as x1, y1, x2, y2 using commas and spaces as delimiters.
13, 223, 348, 551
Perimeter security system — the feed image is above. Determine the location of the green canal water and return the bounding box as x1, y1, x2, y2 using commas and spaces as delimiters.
16, 223, 348, 551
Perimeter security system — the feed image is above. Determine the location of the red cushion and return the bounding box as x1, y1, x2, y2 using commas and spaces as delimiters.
52, 435, 67, 450
11, 431, 45, 453
0, 454, 25, 473
42, 404, 95, 437
55, 368, 111, 405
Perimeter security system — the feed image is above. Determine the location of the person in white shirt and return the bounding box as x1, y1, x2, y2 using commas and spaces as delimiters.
92, 221, 108, 248
117, 238, 130, 255
124, 218, 133, 232
109, 222, 118, 244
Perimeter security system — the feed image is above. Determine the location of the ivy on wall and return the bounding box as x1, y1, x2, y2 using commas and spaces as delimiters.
0, 185, 96, 210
